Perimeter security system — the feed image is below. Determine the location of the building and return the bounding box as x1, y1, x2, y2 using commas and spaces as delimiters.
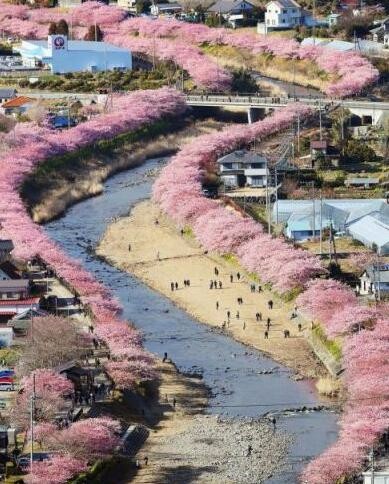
345, 177, 380, 189
15, 35, 132, 74
1, 96, 34, 116
264, 0, 318, 30
217, 150, 268, 188
58, 0, 109, 6
117, 0, 137, 12
0, 280, 30, 301
359, 264, 389, 297
0, 89, 17, 104
370, 18, 389, 47
273, 198, 389, 246
150, 2, 182, 16
7, 308, 47, 337
208, 0, 254, 26
327, 12, 342, 26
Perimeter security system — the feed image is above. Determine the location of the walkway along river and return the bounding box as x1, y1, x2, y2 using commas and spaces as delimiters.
44, 158, 338, 483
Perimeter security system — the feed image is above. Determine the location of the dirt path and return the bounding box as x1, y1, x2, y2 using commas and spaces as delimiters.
97, 201, 324, 378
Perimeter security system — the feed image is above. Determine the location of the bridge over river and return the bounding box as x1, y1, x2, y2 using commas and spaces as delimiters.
184, 94, 389, 125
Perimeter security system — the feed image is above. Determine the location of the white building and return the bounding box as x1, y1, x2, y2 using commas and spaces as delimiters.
217, 150, 268, 188
15, 35, 132, 74
265, 0, 317, 30
117, 0, 137, 12
150, 2, 182, 16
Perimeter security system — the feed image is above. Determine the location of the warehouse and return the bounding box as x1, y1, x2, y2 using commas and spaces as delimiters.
15, 35, 132, 74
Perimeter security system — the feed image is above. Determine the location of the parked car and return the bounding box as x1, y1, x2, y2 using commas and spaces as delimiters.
0, 384, 14, 392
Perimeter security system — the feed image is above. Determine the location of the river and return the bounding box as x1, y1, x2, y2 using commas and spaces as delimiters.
44, 158, 338, 483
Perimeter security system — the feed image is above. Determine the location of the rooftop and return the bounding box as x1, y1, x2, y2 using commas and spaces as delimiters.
365, 265, 389, 283
0, 88, 17, 99
22, 39, 131, 54
267, 0, 300, 8
0, 279, 29, 290
218, 150, 267, 165
311, 140, 328, 149
2, 96, 34, 108
208, 0, 254, 13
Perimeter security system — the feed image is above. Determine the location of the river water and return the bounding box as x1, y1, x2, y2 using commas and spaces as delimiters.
45, 158, 338, 483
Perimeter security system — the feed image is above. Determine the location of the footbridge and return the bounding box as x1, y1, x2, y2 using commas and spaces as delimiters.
184, 94, 389, 126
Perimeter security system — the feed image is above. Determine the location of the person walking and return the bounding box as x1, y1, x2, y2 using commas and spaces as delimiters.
264, 331, 269, 339
210, 280, 214, 289
247, 444, 252, 457
128, 243, 131, 252
230, 274, 233, 283
171, 282, 174, 291
236, 311, 240, 319
219, 281, 222, 289
272, 417, 277, 432
187, 280, 190, 287
175, 282, 178, 290
227, 310, 231, 320
237, 272, 241, 281
258, 286, 262, 293
243, 322, 246, 330
162, 352, 168, 362
267, 318, 271, 330
144, 456, 149, 466
268, 300, 273, 310
214, 267, 219, 276
298, 323, 302, 332
216, 301, 219, 310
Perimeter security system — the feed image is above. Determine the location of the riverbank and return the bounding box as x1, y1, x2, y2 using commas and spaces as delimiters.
97, 201, 325, 379
21, 118, 224, 224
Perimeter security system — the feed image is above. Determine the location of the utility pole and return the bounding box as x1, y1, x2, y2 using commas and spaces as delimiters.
67, 97, 71, 129
30, 373, 36, 473
312, 183, 316, 241
370, 447, 375, 484
297, 113, 300, 154
275, 167, 278, 224
319, 99, 323, 141
319, 189, 323, 255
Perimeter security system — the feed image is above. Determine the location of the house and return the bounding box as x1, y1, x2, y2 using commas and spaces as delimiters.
369, 18, 389, 46
0, 241, 14, 263
0, 280, 30, 301
1, 96, 34, 116
15, 35, 132, 74
0, 89, 17, 104
359, 264, 389, 297
265, 0, 302, 29
345, 177, 380, 189
264, 0, 318, 30
310, 140, 340, 167
7, 307, 47, 336
117, 0, 137, 12
0, 297, 40, 323
217, 150, 268, 188
208, 0, 254, 26
0, 261, 21, 281
327, 12, 342, 27
311, 140, 328, 159
150, 2, 182, 16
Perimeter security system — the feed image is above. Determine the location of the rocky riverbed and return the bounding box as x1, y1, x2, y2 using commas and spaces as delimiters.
154, 415, 291, 483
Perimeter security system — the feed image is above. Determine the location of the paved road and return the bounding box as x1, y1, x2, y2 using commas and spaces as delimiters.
184, 94, 389, 111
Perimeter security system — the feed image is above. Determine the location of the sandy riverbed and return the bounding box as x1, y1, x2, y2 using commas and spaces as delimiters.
97, 200, 324, 379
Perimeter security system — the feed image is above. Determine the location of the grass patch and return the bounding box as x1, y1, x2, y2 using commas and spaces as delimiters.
201, 43, 331, 91
281, 286, 304, 302
0, 347, 21, 367
313, 325, 342, 361
221, 253, 239, 265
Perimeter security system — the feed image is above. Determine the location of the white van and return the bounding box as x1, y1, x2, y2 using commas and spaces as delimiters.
0, 384, 13, 392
